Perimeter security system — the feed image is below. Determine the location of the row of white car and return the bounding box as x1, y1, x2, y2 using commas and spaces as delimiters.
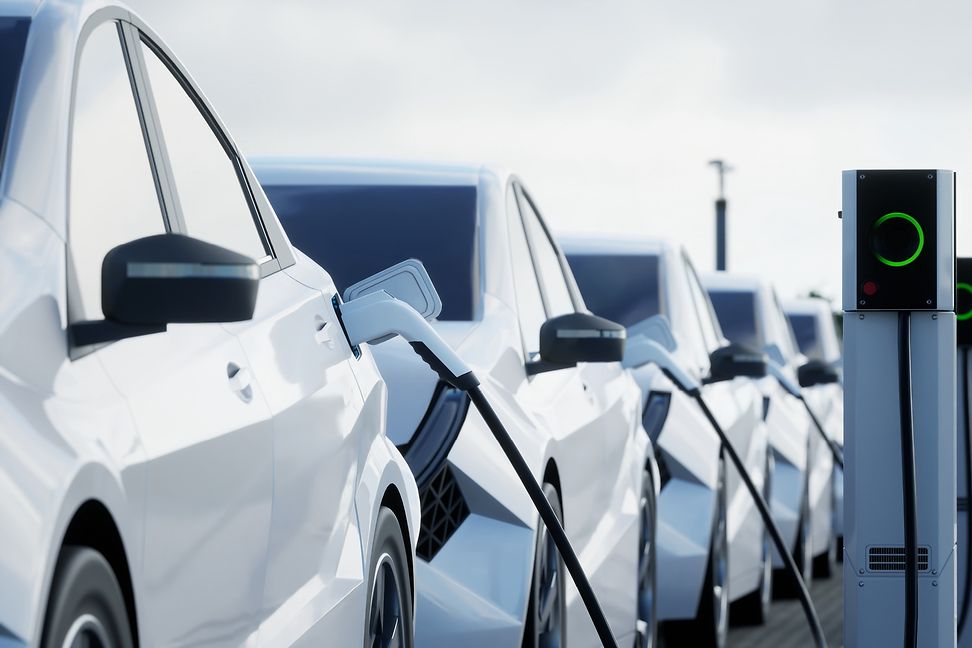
0, 2, 844, 647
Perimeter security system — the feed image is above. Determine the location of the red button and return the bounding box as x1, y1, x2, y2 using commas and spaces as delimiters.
862, 281, 878, 296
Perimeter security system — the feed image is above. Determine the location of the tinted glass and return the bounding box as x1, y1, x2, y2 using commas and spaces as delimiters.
264, 184, 478, 321
142, 41, 267, 260
787, 312, 820, 358
566, 254, 660, 327
708, 290, 761, 351
508, 188, 546, 354
683, 255, 722, 352
71, 23, 165, 322
0, 17, 29, 184
518, 192, 574, 316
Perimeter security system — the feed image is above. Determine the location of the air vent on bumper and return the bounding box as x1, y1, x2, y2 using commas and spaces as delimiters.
416, 465, 471, 561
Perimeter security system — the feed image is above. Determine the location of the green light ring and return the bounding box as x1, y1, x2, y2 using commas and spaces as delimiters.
872, 212, 924, 267
957, 282, 972, 321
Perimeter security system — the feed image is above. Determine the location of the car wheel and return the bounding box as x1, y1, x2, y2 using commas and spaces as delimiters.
774, 487, 812, 599
813, 470, 839, 579
41, 546, 133, 648
634, 467, 658, 648
661, 459, 728, 648
366, 507, 414, 648
522, 482, 566, 648
731, 452, 774, 625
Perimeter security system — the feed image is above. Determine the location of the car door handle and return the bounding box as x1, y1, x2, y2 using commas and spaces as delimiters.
315, 319, 335, 348
227, 363, 253, 402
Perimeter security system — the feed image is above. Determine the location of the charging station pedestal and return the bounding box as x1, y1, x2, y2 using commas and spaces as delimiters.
956, 259, 972, 647
843, 170, 957, 647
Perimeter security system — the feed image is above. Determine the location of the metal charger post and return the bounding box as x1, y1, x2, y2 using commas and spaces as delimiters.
842, 170, 956, 648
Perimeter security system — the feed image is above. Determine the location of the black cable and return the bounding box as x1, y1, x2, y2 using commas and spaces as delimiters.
688, 387, 828, 648
898, 311, 918, 648
466, 385, 619, 648
959, 348, 972, 637
798, 395, 845, 470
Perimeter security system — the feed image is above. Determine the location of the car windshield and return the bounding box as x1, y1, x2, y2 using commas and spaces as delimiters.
787, 312, 820, 359
708, 289, 761, 351
0, 17, 30, 184
566, 253, 661, 327
263, 183, 479, 321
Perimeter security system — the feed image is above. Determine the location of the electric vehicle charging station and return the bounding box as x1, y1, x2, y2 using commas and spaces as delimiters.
842, 170, 957, 648
956, 258, 972, 647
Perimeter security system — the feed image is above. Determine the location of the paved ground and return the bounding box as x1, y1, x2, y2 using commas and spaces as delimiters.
729, 569, 843, 647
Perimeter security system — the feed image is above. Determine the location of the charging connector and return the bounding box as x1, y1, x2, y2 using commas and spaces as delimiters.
339, 289, 619, 647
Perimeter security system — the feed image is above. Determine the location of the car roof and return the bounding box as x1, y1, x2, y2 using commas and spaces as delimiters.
700, 271, 765, 293
782, 296, 833, 317
0, 0, 40, 18
250, 157, 507, 189
559, 233, 673, 257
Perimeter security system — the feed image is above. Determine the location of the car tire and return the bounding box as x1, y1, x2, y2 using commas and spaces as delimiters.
41, 545, 133, 648
661, 459, 728, 648
365, 507, 414, 648
774, 486, 812, 599
731, 452, 774, 625
634, 467, 658, 648
522, 482, 567, 648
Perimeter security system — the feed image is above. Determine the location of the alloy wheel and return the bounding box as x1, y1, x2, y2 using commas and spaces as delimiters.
535, 513, 565, 648
713, 477, 729, 647
636, 470, 658, 648
369, 554, 405, 648
62, 614, 111, 648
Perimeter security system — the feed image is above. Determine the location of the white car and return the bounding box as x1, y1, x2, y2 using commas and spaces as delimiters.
704, 274, 837, 591
252, 158, 657, 648
0, 3, 419, 646
784, 296, 844, 557
563, 236, 773, 644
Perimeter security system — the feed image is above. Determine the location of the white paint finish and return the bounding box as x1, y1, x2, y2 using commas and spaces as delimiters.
0, 4, 420, 646
255, 160, 651, 646
563, 236, 774, 615
223, 268, 370, 641
97, 325, 275, 646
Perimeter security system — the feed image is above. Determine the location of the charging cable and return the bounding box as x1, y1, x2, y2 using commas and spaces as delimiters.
340, 291, 620, 648
633, 338, 829, 648
765, 362, 844, 470
898, 312, 919, 648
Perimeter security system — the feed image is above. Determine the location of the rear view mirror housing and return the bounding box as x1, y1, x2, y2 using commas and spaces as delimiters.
71, 234, 259, 346
797, 359, 840, 388
527, 312, 626, 375
706, 343, 768, 384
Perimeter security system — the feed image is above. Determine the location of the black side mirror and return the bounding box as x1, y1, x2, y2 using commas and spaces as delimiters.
706, 343, 767, 384
71, 234, 259, 346
797, 359, 840, 388
526, 312, 625, 375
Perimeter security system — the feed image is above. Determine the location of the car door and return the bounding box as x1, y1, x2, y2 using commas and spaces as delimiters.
133, 37, 370, 642
509, 185, 633, 632
69, 21, 274, 646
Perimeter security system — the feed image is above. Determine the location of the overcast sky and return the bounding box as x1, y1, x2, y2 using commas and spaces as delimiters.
126, 0, 972, 305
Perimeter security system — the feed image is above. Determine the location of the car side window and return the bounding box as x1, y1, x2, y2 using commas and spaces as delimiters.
141, 40, 268, 261
517, 190, 574, 317
683, 254, 722, 353
507, 186, 546, 356
70, 22, 166, 322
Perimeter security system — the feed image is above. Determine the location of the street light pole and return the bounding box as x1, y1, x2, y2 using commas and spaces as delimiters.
709, 159, 732, 271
